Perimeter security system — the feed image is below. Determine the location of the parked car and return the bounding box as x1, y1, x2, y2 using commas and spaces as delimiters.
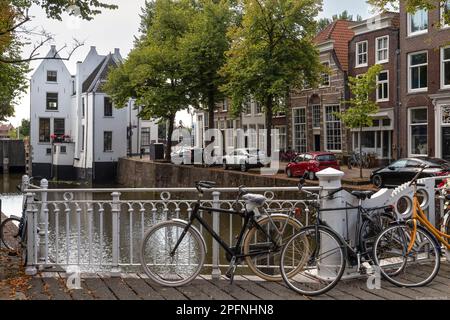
370, 157, 450, 188
285, 152, 340, 180
222, 148, 266, 172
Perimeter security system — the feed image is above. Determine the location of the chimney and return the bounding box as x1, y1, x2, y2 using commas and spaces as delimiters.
114, 48, 120, 56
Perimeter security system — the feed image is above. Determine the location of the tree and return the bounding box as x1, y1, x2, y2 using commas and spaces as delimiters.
220, 0, 323, 157
105, 0, 193, 161
368, 0, 449, 26
8, 127, 17, 139
0, 0, 117, 121
317, 10, 363, 32
180, 0, 233, 130
337, 64, 383, 179
19, 118, 29, 137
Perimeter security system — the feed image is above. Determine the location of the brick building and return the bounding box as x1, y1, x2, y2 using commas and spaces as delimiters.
348, 12, 400, 165
398, 2, 450, 160
287, 20, 355, 159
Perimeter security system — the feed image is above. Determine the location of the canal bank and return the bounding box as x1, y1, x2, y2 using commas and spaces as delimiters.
116, 158, 376, 191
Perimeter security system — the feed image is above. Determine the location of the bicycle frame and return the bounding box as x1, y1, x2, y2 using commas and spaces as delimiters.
170, 201, 284, 261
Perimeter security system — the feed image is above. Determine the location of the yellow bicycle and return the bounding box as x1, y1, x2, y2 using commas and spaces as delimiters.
373, 164, 450, 287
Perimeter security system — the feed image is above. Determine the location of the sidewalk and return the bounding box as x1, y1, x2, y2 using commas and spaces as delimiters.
0, 212, 30, 300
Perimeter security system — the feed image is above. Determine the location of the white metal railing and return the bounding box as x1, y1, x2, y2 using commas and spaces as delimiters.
22, 176, 318, 277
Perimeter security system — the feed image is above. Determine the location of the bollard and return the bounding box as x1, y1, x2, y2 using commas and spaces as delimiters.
315, 168, 348, 279
111, 192, 121, 276
211, 191, 222, 280
38, 179, 48, 268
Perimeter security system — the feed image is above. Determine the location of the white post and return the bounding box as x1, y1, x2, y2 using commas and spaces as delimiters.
211, 191, 221, 280
38, 179, 48, 268
111, 192, 121, 276
315, 168, 347, 279
25, 192, 37, 275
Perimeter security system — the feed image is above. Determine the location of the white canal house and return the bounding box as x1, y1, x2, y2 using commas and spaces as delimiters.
30, 45, 158, 182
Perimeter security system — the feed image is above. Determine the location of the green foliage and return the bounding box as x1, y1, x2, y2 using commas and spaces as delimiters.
337, 64, 383, 129
19, 118, 29, 137
368, 0, 449, 25
8, 127, 17, 139
220, 0, 322, 116
317, 10, 363, 32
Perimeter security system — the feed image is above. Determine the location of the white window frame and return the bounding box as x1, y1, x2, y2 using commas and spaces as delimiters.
376, 70, 389, 102
407, 9, 428, 36
441, 1, 449, 29
222, 99, 228, 112
324, 104, 342, 152
408, 51, 428, 93
291, 107, 307, 153
355, 40, 368, 68
312, 104, 321, 129
375, 35, 389, 64
408, 107, 428, 157
441, 46, 450, 89
319, 61, 330, 87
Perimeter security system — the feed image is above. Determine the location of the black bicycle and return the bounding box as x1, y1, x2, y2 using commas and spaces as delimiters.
280, 178, 395, 296
139, 181, 304, 286
0, 176, 40, 265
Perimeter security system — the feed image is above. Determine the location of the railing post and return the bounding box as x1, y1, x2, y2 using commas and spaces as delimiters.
21, 175, 29, 192
25, 192, 37, 275
111, 192, 121, 276
38, 179, 48, 269
211, 191, 221, 280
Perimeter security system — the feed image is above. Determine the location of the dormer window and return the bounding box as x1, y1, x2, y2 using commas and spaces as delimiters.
47, 71, 57, 82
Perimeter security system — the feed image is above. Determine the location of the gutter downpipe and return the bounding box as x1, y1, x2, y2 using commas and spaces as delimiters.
395, 31, 401, 160
93, 92, 96, 181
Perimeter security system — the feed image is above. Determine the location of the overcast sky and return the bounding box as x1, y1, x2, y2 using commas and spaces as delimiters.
10, 0, 375, 127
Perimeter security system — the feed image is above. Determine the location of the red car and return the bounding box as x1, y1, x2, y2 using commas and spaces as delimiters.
285, 152, 340, 180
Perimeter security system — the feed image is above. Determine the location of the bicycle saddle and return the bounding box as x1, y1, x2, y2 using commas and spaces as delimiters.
351, 190, 374, 200
242, 193, 266, 207
195, 181, 216, 189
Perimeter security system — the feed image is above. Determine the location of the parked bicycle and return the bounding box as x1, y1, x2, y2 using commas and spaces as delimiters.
0, 176, 40, 265
347, 151, 370, 169
280, 179, 395, 296
372, 164, 450, 287
139, 181, 304, 286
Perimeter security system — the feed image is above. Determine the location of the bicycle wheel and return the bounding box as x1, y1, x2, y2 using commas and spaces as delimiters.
0, 216, 21, 252
243, 215, 303, 281
280, 226, 346, 296
359, 212, 396, 261
373, 223, 440, 287
140, 220, 206, 287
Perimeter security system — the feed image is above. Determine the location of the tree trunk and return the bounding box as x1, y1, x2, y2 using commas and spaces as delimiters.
208, 93, 215, 130
359, 125, 363, 179
165, 113, 176, 161
265, 95, 273, 158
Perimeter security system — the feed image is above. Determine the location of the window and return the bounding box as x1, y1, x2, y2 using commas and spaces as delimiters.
46, 148, 52, 155
255, 101, 262, 114
104, 97, 113, 117
325, 105, 342, 151
408, 51, 428, 92
81, 125, 85, 151
376, 36, 389, 63
408, 9, 428, 36
376, 71, 389, 102
442, 46, 450, 89
275, 126, 287, 151
53, 118, 65, 136
39, 118, 50, 142
312, 105, 321, 128
356, 41, 368, 67
293, 108, 307, 153
442, 1, 450, 28
47, 70, 57, 82
222, 100, 228, 112
60, 146, 67, 153
409, 108, 428, 156
82, 97, 85, 117
141, 128, 151, 146
320, 62, 330, 87
243, 98, 251, 115
46, 92, 58, 111
104, 131, 112, 152
391, 159, 407, 168
382, 118, 391, 126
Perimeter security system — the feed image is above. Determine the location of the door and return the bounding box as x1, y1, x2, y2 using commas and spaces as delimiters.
442, 127, 450, 161
314, 135, 320, 151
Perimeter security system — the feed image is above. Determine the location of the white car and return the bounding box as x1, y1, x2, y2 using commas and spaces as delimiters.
222, 148, 266, 172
